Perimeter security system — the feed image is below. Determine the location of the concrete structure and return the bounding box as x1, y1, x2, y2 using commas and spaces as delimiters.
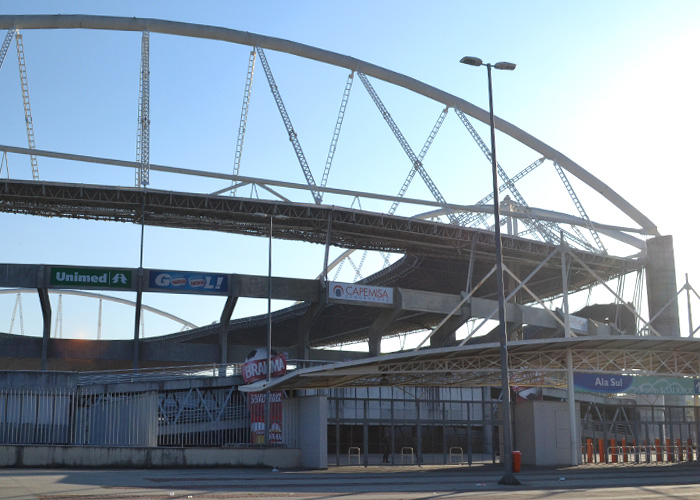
514, 401, 581, 466
298, 396, 328, 469
646, 235, 681, 337
0, 445, 300, 468
0, 369, 333, 468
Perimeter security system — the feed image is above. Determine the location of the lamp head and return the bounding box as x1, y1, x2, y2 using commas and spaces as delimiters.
494, 62, 516, 71
459, 56, 483, 67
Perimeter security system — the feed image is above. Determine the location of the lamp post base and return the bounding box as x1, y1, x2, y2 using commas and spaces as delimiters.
498, 473, 522, 486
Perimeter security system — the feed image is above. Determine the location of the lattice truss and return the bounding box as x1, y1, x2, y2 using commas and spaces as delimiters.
281, 342, 700, 390
0, 179, 634, 270
158, 386, 246, 429
209, 51, 617, 255
0, 19, 653, 269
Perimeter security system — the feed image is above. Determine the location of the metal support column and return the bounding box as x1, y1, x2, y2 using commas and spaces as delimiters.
323, 211, 332, 284
416, 394, 422, 465
561, 243, 578, 465
297, 301, 324, 360
363, 398, 369, 467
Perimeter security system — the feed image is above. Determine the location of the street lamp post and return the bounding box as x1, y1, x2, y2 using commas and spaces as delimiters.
460, 55, 520, 486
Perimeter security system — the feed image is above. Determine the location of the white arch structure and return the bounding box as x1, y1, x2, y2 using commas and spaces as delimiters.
0, 288, 198, 331
0, 14, 658, 239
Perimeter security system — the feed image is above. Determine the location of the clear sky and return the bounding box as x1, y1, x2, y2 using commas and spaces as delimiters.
1, 1, 699, 348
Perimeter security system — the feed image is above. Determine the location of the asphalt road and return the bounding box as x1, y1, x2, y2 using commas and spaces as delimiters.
2, 463, 700, 499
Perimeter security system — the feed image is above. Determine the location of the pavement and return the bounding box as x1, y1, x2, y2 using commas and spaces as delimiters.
2, 462, 700, 500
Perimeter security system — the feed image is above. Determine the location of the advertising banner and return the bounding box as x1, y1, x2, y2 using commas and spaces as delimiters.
248, 391, 284, 445
328, 281, 393, 305
242, 348, 287, 445
49, 267, 133, 289
147, 270, 228, 294
574, 373, 699, 395
241, 352, 287, 384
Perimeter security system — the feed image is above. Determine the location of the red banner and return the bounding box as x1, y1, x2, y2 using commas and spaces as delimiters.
248, 391, 284, 445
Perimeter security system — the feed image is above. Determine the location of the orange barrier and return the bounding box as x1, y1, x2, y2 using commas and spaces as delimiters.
610, 438, 617, 463
586, 439, 593, 463
601, 439, 700, 465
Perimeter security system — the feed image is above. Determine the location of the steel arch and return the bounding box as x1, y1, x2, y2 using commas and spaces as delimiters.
0, 288, 198, 330
0, 14, 658, 236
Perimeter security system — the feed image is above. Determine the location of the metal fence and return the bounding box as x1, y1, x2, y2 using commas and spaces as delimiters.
0, 380, 298, 448
580, 400, 700, 464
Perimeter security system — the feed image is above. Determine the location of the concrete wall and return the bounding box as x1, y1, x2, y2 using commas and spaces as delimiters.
514, 401, 580, 466
0, 371, 77, 388
0, 445, 301, 469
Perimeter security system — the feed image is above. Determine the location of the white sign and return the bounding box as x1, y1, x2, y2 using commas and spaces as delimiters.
328, 282, 393, 305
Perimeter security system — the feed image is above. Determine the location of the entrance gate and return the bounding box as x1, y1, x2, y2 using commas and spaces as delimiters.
327, 386, 501, 466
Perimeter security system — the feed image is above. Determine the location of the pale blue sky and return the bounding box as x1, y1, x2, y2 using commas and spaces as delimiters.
1, 1, 699, 345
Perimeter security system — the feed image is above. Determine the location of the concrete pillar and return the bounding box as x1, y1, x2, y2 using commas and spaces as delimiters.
133, 268, 144, 370
37, 287, 51, 371
219, 295, 238, 368
645, 236, 680, 336
297, 302, 324, 360
430, 328, 457, 348
507, 305, 523, 341
368, 308, 402, 357
430, 300, 470, 348
299, 395, 328, 469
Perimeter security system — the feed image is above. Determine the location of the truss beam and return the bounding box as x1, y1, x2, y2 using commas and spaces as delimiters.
232, 49, 256, 197
15, 30, 39, 181
554, 162, 605, 253
358, 72, 461, 225
256, 46, 321, 204
136, 30, 150, 187
0, 179, 636, 274
0, 28, 14, 70
245, 338, 700, 391
320, 72, 354, 197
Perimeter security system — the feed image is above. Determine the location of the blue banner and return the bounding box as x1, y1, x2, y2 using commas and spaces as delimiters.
574, 373, 634, 393
575, 373, 699, 395
148, 270, 228, 294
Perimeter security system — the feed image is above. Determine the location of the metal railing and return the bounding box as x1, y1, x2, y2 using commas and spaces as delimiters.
582, 437, 698, 464
0, 380, 297, 448
76, 363, 243, 386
